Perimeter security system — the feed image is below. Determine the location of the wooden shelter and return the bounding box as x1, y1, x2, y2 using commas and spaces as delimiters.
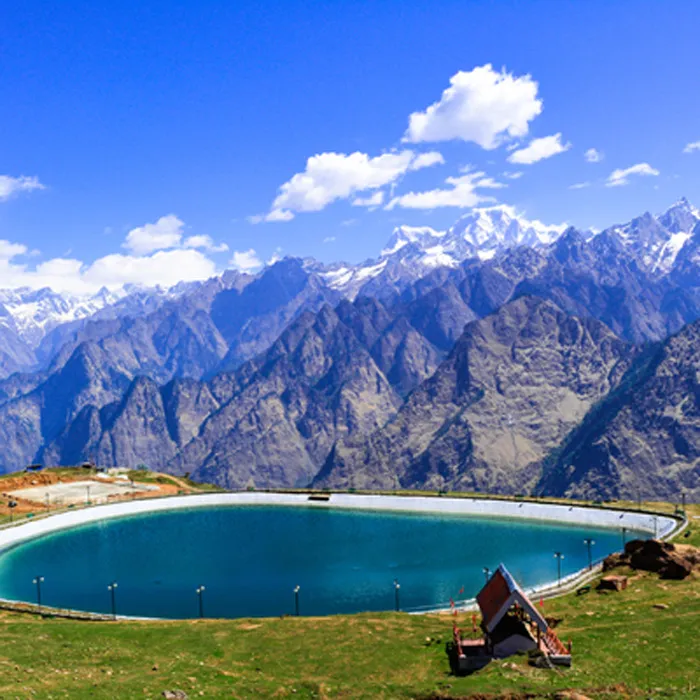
451, 564, 571, 673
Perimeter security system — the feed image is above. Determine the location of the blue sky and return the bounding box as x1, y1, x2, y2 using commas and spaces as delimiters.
1, 0, 699, 293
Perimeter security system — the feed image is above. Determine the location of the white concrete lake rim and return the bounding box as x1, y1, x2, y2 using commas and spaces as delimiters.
0, 491, 679, 554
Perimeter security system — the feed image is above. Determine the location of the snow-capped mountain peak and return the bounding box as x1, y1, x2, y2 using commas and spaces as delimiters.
316, 205, 568, 295
380, 225, 446, 257
658, 196, 700, 233
448, 205, 567, 260
0, 287, 130, 347
603, 197, 700, 275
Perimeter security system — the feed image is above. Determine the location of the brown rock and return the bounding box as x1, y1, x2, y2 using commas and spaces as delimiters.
618, 539, 694, 580
602, 552, 626, 571
597, 575, 628, 591
659, 554, 693, 580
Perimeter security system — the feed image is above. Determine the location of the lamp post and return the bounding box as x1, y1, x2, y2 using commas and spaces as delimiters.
196, 586, 205, 618
9, 500, 17, 523
681, 490, 686, 514
33, 575, 44, 610
86, 485, 91, 506
554, 552, 564, 587
294, 585, 300, 617
393, 579, 400, 612
107, 582, 118, 619
621, 526, 627, 549
482, 567, 491, 585
583, 538, 595, 570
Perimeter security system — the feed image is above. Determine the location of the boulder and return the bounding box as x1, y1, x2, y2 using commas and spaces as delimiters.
602, 552, 626, 571
597, 575, 628, 591
609, 539, 696, 580
658, 554, 693, 580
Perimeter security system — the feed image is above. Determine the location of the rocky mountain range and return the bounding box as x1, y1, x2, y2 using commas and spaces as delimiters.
0, 198, 698, 500
314, 296, 636, 494
537, 316, 700, 502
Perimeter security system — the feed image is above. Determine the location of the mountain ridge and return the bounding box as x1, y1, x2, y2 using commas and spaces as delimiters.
0, 198, 699, 501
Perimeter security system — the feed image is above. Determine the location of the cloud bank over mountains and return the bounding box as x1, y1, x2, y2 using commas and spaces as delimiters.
0, 213, 229, 295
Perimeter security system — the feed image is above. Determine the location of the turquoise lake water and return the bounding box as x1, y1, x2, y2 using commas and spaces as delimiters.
0, 505, 642, 618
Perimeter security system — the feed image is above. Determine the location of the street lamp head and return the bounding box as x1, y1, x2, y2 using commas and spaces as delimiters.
294, 585, 300, 593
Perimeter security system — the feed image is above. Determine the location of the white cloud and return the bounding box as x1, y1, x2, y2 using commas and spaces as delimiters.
606, 162, 660, 187
323, 236, 337, 243
122, 214, 228, 255
183, 234, 229, 253
0, 215, 227, 294
267, 247, 283, 265
408, 151, 445, 170
230, 248, 262, 273
569, 182, 591, 190
507, 133, 571, 165
386, 170, 503, 210
402, 64, 542, 149
502, 171, 523, 179
683, 141, 700, 154
352, 191, 384, 208
0, 240, 29, 260
584, 148, 604, 163
85, 249, 217, 290
0, 175, 45, 201
0, 247, 218, 295
248, 208, 296, 224
123, 214, 185, 254
255, 149, 443, 222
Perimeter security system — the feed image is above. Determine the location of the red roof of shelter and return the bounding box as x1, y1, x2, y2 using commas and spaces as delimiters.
476, 567, 511, 625
476, 564, 548, 634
